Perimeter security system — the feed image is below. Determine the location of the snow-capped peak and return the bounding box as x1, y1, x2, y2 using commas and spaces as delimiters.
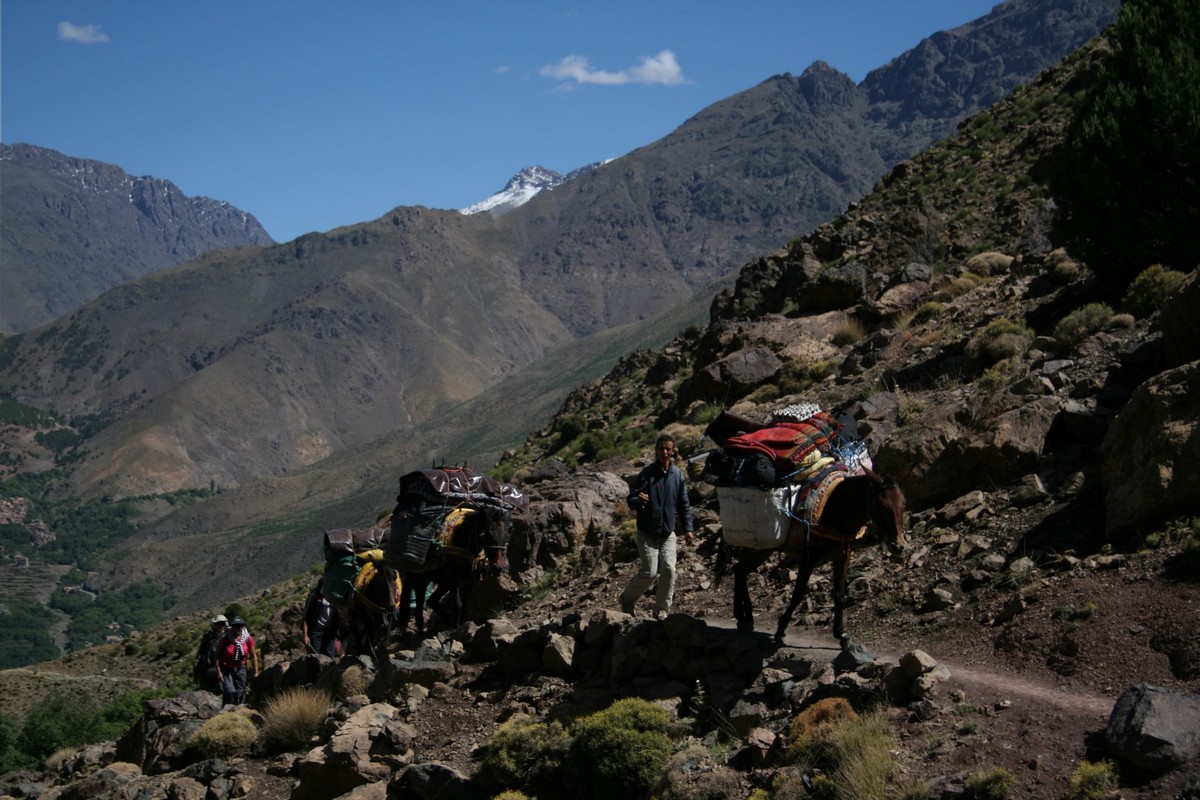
459, 166, 564, 216
459, 162, 607, 216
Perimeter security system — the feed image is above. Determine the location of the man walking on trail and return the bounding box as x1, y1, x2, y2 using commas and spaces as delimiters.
620, 433, 694, 619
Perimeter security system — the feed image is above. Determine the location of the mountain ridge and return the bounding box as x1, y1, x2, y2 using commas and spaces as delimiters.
0, 143, 275, 333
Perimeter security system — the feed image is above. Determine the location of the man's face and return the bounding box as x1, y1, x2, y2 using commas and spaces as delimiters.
655, 440, 675, 464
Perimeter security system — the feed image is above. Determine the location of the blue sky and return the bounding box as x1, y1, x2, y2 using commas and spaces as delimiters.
3, 1, 998, 244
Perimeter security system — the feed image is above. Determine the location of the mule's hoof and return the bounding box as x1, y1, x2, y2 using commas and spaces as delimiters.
837, 633, 852, 649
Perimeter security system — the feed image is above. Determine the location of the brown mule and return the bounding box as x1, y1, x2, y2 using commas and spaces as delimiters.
716, 466, 909, 645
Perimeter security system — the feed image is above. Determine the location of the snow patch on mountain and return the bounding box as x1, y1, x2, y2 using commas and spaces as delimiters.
460, 161, 608, 216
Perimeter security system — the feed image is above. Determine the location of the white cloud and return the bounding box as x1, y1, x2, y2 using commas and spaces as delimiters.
58, 21, 110, 44
540, 49, 686, 87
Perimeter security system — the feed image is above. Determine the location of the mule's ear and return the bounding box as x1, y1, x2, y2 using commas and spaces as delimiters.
894, 465, 915, 483
861, 464, 880, 482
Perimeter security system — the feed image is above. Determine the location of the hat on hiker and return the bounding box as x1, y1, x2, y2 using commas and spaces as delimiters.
230, 616, 245, 627
212, 614, 227, 625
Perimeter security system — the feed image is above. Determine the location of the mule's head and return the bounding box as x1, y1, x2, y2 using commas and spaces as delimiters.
863, 465, 909, 554
481, 512, 514, 575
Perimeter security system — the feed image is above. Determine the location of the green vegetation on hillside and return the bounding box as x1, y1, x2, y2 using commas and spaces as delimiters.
1051, 0, 1200, 291
0, 601, 60, 669
0, 689, 162, 772
0, 474, 214, 569
50, 579, 177, 652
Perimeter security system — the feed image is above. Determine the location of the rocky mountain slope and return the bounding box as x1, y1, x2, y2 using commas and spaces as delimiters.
0, 0, 1117, 507
0, 144, 274, 334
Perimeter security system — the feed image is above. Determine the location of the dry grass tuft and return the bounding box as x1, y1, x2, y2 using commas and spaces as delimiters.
187, 710, 258, 759
784, 700, 896, 800
261, 686, 331, 752
336, 663, 371, 699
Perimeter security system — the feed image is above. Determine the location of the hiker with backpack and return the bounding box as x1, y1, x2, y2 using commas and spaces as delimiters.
302, 581, 342, 658
192, 614, 227, 694
215, 616, 259, 705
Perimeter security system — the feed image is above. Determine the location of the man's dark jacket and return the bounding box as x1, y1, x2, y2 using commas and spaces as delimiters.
628, 461, 694, 539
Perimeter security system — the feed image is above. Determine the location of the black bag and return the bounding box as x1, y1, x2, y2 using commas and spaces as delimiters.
702, 450, 777, 489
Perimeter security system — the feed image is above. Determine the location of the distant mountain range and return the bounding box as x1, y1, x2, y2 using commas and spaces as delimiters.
0, 0, 1118, 509
0, 143, 274, 333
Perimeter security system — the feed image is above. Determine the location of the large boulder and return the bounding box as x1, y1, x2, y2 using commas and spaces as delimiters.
886, 395, 1060, 506
114, 690, 223, 775
293, 702, 415, 800
696, 346, 783, 398
1101, 360, 1200, 536
1105, 684, 1200, 772
1160, 268, 1200, 368
508, 471, 629, 572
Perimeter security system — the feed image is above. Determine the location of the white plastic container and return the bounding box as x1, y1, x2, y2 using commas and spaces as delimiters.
718, 485, 796, 549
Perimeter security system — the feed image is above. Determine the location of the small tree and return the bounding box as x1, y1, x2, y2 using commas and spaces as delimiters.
1050, 0, 1200, 293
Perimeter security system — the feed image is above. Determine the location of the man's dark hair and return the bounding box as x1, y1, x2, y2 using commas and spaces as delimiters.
656, 434, 675, 446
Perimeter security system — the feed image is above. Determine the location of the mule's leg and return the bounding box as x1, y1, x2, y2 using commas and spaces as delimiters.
396, 578, 413, 638
831, 546, 851, 644
371, 613, 391, 666
413, 575, 426, 636
774, 555, 816, 644
732, 550, 769, 632
733, 560, 753, 632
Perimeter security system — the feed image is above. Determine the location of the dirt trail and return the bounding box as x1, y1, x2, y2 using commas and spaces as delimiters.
705, 615, 1115, 720
936, 660, 1113, 717
1, 667, 156, 687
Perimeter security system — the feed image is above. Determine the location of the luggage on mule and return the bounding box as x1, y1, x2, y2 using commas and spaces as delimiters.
703, 403, 872, 490
385, 465, 527, 572
704, 402, 874, 548
322, 525, 389, 607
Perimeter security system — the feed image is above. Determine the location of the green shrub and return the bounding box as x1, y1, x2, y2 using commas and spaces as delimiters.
480, 716, 571, 797
566, 698, 673, 800
976, 357, 1025, 394
932, 274, 983, 302
1065, 760, 1119, 800
913, 302, 946, 324
963, 766, 1014, 800
1054, 303, 1115, 350
260, 687, 331, 752
0, 712, 31, 773
18, 694, 105, 763
187, 711, 258, 759
689, 403, 723, 425
1122, 264, 1186, 317
965, 318, 1034, 366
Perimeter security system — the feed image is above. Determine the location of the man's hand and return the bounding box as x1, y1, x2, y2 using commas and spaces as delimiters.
684, 531, 695, 545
